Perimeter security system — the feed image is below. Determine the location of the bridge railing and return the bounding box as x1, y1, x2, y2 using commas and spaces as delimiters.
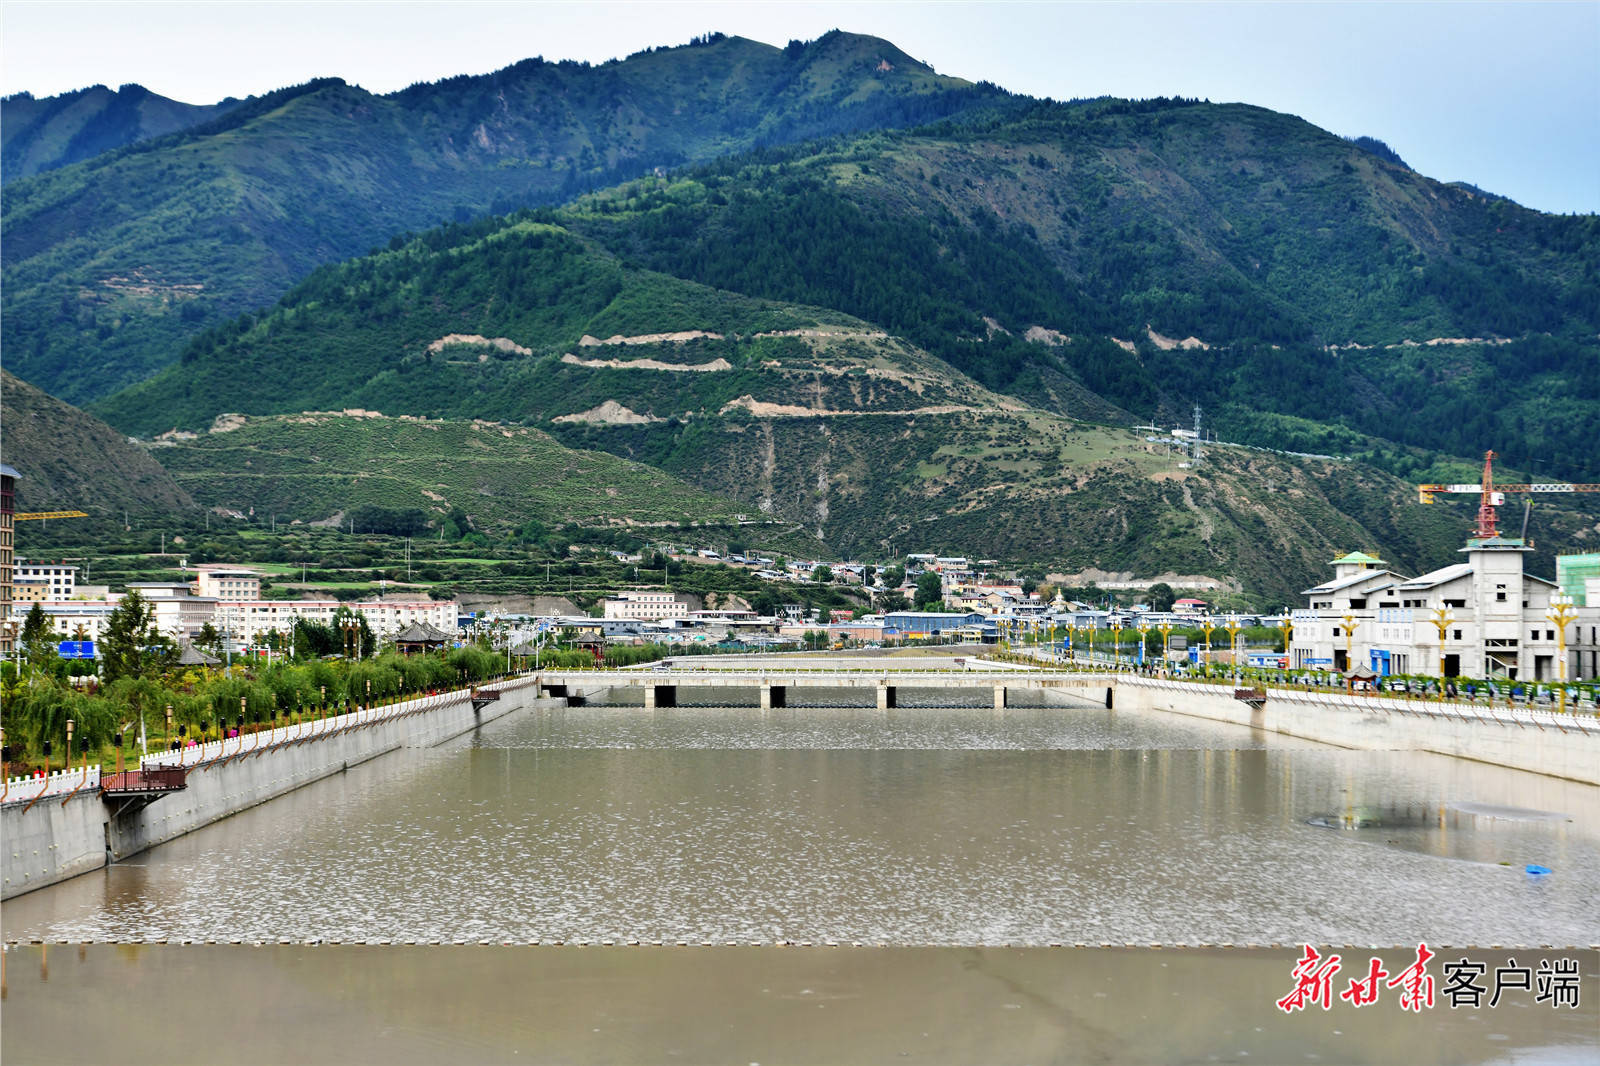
138, 684, 482, 772
1122, 675, 1600, 735
1, 764, 101, 806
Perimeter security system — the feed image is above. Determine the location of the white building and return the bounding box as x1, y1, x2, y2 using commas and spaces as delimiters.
12, 561, 77, 601
193, 566, 262, 601
1292, 540, 1600, 682
602, 590, 700, 621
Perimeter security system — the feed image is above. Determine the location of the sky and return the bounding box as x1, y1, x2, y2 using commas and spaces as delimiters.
3, 1, 1596, 214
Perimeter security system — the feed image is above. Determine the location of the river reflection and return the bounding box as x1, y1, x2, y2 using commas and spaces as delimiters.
4, 945, 1596, 1065
4, 699, 1594, 948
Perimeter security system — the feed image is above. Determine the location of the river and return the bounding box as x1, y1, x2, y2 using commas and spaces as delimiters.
4, 690, 1596, 1062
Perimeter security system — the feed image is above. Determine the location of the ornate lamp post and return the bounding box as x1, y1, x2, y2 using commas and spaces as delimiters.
1111, 620, 1125, 671
1547, 594, 1578, 715
1224, 615, 1244, 684
1340, 613, 1361, 675
1066, 621, 1078, 666
1200, 619, 1218, 678
1136, 619, 1151, 670
1278, 617, 1294, 677
1158, 622, 1174, 676
1428, 606, 1456, 699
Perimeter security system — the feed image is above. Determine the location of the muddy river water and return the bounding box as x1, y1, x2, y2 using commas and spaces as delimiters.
4, 693, 1596, 1062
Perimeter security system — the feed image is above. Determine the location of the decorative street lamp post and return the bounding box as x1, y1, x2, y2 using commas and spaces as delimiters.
1340, 613, 1361, 675
1201, 619, 1218, 678
1547, 594, 1578, 715
1111, 620, 1125, 671
1278, 617, 1294, 678
1066, 621, 1078, 666
1136, 619, 1151, 670
1429, 606, 1456, 699
1158, 622, 1174, 676
1224, 615, 1244, 684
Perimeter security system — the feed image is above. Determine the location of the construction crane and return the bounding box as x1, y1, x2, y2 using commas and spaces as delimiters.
15, 510, 88, 522
1418, 451, 1600, 538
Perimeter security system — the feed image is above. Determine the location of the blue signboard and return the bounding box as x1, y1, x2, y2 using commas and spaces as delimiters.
57, 640, 96, 659
1304, 657, 1333, 666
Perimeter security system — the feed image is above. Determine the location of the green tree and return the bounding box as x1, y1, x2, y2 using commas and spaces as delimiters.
196, 622, 223, 654
881, 565, 906, 589
101, 589, 158, 682
812, 565, 833, 583
20, 601, 56, 671
915, 572, 944, 609
1147, 582, 1176, 612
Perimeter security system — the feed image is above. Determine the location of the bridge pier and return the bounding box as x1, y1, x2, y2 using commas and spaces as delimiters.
760, 684, 786, 710
877, 684, 896, 710
644, 684, 677, 709
994, 685, 1008, 710
1106, 686, 1114, 709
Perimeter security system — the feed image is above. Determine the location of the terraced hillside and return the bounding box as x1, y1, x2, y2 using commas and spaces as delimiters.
150, 411, 760, 533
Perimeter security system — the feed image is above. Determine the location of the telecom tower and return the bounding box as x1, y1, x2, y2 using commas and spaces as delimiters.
1192, 404, 1203, 463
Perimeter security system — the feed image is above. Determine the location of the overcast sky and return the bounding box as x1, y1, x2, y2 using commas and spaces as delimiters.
3, 1, 1595, 213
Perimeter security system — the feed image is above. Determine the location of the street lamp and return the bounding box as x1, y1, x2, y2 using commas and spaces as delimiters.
1429, 606, 1456, 698
1224, 615, 1244, 684
1065, 620, 1077, 666
1200, 619, 1218, 678
1339, 613, 1361, 676
1158, 622, 1174, 676
1278, 617, 1294, 677
1547, 594, 1578, 715
1111, 619, 1125, 671
1136, 618, 1151, 670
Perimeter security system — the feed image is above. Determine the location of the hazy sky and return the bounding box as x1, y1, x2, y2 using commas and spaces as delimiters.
4, 1, 1596, 213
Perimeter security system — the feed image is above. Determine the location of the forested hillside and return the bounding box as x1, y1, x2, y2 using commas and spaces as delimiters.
552, 101, 1600, 479
0, 371, 193, 514
1, 83, 241, 181
3, 32, 1004, 404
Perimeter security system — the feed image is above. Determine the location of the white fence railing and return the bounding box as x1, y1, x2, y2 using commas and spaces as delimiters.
2, 764, 101, 806
1123, 676, 1600, 734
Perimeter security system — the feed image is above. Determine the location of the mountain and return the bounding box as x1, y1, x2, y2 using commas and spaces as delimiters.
88, 212, 1599, 600
2, 32, 1004, 404
551, 100, 1600, 479
1, 83, 241, 181
0, 370, 193, 514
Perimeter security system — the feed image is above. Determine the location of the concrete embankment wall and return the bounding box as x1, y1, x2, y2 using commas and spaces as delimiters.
2, 678, 550, 901
1116, 678, 1600, 785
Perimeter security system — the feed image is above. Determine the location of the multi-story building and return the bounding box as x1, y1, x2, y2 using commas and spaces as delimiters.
13, 560, 77, 602
1292, 538, 1600, 682
126, 582, 222, 645
0, 463, 15, 655
193, 566, 261, 601
602, 591, 701, 621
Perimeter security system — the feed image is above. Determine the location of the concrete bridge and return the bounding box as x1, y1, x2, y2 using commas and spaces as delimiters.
532, 665, 1118, 710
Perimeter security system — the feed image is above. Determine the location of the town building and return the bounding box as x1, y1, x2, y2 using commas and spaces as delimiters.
193, 566, 262, 601
0, 464, 15, 655
602, 590, 701, 621
1291, 537, 1600, 682
12, 560, 77, 602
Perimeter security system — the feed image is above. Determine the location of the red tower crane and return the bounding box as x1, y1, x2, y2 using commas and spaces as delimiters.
1418, 451, 1600, 537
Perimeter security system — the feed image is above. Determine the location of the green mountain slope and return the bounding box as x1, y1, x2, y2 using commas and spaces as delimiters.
0, 370, 193, 514
150, 410, 766, 534
3, 32, 1002, 404
93, 210, 1600, 598
96, 218, 1014, 432
552, 100, 1600, 478
1, 83, 241, 181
